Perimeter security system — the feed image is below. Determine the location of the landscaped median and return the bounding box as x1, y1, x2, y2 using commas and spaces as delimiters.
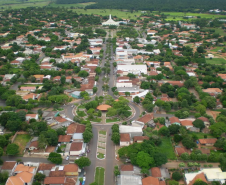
96, 130, 107, 159
95, 167, 105, 185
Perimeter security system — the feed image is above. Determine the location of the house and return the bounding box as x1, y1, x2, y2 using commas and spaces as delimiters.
26, 114, 38, 121
38, 163, 56, 176
6, 164, 36, 185
198, 117, 210, 128
1, 161, 17, 176
218, 74, 226, 81
54, 116, 71, 127
169, 117, 180, 125
202, 88, 222, 95
66, 123, 78, 135
120, 133, 131, 146
199, 138, 217, 146
150, 167, 161, 178
29, 137, 39, 150
202, 168, 226, 183
133, 136, 149, 143
44, 177, 66, 185
63, 163, 79, 176
20, 86, 36, 92
180, 120, 193, 129
72, 124, 86, 141
120, 164, 134, 175
58, 135, 72, 144
185, 172, 208, 185
142, 176, 165, 185
175, 146, 189, 156
119, 125, 143, 138
117, 175, 142, 185
137, 113, 154, 125
70, 142, 86, 156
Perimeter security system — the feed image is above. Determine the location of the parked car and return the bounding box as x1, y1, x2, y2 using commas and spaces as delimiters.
83, 177, 86, 181
66, 156, 69, 160
83, 171, 86, 176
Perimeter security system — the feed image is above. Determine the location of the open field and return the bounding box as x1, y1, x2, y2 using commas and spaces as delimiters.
0, 1, 49, 9
49, 2, 96, 8
106, 118, 120, 123
206, 58, 226, 64
157, 137, 176, 160
210, 47, 224, 52
188, 132, 214, 139
13, 134, 31, 155
95, 167, 105, 185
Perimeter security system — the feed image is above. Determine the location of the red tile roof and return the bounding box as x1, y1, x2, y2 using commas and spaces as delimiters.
121, 164, 133, 171
58, 135, 71, 142
150, 167, 161, 177
133, 136, 149, 143
70, 142, 83, 151
188, 173, 207, 185
44, 177, 66, 184
1, 161, 16, 170
75, 125, 86, 133
137, 113, 153, 123
38, 163, 55, 171
169, 117, 180, 124
199, 138, 217, 144
142, 176, 160, 185
120, 133, 131, 142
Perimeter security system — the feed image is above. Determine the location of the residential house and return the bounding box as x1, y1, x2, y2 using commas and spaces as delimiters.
202, 168, 226, 183
133, 136, 149, 143
69, 142, 86, 156
72, 124, 86, 141
54, 116, 71, 127
29, 137, 39, 150
38, 163, 56, 177
26, 114, 38, 121
63, 163, 79, 176
117, 175, 142, 185
185, 172, 208, 185
169, 117, 180, 125
180, 120, 193, 129
175, 146, 189, 156
117, 64, 147, 75
120, 164, 134, 175
137, 113, 154, 127
1, 161, 17, 176
142, 176, 166, 185
58, 135, 72, 144
150, 167, 161, 178
199, 138, 217, 146
202, 88, 222, 95
120, 133, 131, 146
198, 117, 210, 128
218, 74, 226, 81
20, 86, 36, 92
44, 177, 66, 185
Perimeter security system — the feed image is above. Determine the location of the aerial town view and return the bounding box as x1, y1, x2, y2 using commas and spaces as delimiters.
1, 0, 226, 185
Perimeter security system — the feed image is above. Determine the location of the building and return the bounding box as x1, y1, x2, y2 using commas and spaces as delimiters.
58, 135, 72, 144
119, 125, 143, 138
120, 133, 131, 146
44, 177, 66, 185
120, 165, 134, 175
1, 161, 17, 176
102, 14, 120, 26
117, 65, 147, 75
117, 175, 142, 185
69, 142, 86, 156
26, 114, 38, 121
142, 176, 165, 185
133, 136, 149, 143
199, 138, 217, 146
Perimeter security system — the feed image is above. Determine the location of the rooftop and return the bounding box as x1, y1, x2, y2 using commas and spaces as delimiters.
120, 133, 131, 142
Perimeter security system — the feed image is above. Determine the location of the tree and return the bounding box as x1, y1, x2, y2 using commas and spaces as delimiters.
89, 183, 98, 185
111, 132, 120, 145
174, 134, 182, 143
172, 171, 183, 181
93, 87, 97, 94
0, 171, 8, 184
6, 143, 19, 155
169, 180, 179, 185
136, 151, 154, 169
133, 96, 140, 103
34, 173, 46, 182
168, 124, 180, 134
182, 135, 197, 149
193, 119, 205, 130
38, 134, 47, 149
0, 135, 7, 148
48, 152, 62, 164
114, 166, 120, 176
193, 180, 208, 185
203, 96, 216, 109
80, 91, 89, 98
195, 104, 206, 115
181, 99, 188, 108
83, 130, 93, 143
158, 126, 170, 136
60, 75, 66, 84
0, 147, 3, 157
78, 70, 89, 78
75, 157, 91, 168
180, 152, 190, 160
111, 87, 117, 92
111, 124, 119, 132
125, 92, 130, 97
37, 109, 43, 117
154, 152, 167, 166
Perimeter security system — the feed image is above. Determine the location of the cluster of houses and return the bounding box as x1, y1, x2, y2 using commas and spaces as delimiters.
1, 161, 80, 185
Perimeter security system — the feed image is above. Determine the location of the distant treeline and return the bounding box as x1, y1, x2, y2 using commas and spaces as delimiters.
56, 0, 226, 12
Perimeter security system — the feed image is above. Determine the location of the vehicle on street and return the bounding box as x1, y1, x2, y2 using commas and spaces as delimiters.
66, 156, 69, 160
83, 177, 86, 181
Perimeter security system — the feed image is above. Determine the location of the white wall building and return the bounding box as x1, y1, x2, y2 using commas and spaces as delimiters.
117, 65, 147, 75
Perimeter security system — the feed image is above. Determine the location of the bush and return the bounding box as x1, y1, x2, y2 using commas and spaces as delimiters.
172, 171, 183, 181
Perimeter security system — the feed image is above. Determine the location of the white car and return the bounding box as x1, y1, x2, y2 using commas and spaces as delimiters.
83, 177, 86, 181
71, 105, 74, 108
66, 156, 69, 160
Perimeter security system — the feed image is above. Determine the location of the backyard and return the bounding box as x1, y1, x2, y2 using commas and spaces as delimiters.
13, 134, 31, 155
206, 58, 226, 64
95, 167, 105, 185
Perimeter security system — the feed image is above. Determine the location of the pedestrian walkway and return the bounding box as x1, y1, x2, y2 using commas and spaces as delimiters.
96, 130, 107, 160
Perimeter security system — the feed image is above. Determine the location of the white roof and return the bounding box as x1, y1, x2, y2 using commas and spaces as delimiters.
117, 65, 147, 71
120, 175, 142, 185
185, 171, 203, 185
202, 168, 226, 180
119, 125, 142, 133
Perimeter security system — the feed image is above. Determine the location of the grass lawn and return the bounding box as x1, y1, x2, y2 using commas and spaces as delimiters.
9, 68, 21, 73
210, 47, 224, 52
157, 137, 176, 160
106, 118, 120, 123
0, 1, 49, 9
206, 58, 226, 64
49, 2, 96, 8
97, 152, 105, 159
21, 84, 43, 87
90, 117, 102, 122
95, 167, 105, 185
13, 134, 31, 155
60, 144, 66, 150
77, 110, 86, 117
99, 130, 106, 135
188, 132, 214, 139
78, 104, 86, 109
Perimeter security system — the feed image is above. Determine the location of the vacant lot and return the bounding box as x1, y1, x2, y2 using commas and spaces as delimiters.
13, 134, 31, 155
206, 58, 226, 64
49, 2, 96, 8
157, 137, 176, 160
95, 167, 105, 185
